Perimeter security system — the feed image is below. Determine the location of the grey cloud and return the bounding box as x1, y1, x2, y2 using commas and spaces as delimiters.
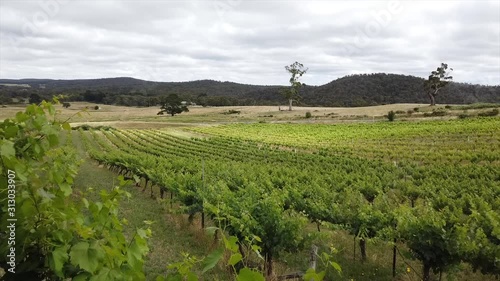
0, 0, 498, 85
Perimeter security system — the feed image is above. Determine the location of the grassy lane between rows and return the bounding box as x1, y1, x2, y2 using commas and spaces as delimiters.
71, 131, 231, 280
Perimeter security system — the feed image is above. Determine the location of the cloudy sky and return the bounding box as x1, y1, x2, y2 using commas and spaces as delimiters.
0, 0, 499, 86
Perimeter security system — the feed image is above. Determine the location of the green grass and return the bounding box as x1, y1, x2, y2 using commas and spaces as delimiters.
450, 103, 500, 110
71, 131, 231, 280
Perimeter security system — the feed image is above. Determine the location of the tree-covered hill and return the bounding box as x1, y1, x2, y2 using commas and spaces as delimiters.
1, 73, 498, 107
309, 73, 500, 107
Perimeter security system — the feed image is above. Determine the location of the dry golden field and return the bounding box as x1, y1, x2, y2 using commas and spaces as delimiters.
1, 102, 444, 129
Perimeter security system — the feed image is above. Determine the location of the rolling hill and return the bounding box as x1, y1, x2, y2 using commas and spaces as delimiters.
1, 73, 498, 106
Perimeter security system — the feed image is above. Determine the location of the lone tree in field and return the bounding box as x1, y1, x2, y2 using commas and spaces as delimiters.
157, 94, 189, 116
424, 63, 453, 106
283, 61, 308, 111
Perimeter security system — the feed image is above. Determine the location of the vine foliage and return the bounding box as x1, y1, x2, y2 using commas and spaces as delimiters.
0, 101, 151, 280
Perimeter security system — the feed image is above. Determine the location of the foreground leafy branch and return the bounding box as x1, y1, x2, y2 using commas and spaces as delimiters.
0, 102, 151, 280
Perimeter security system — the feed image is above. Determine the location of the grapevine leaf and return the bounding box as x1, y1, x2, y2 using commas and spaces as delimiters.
82, 198, 89, 208
137, 228, 148, 239
59, 183, 72, 197
38, 189, 56, 202
48, 104, 55, 115
133, 174, 141, 183
62, 122, 71, 131
127, 241, 142, 269
48, 134, 59, 146
236, 268, 265, 281
165, 273, 183, 281
228, 253, 242, 266
73, 273, 91, 281
89, 267, 112, 281
49, 245, 69, 277
70, 242, 100, 273
253, 235, 262, 242
329, 261, 342, 274
4, 125, 18, 138
251, 245, 264, 260
303, 268, 325, 281
205, 226, 218, 236
201, 247, 224, 273
224, 235, 239, 252
15, 111, 29, 122
0, 140, 15, 158
186, 272, 198, 281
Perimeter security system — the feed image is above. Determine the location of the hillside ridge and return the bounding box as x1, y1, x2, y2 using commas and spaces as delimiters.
1, 73, 498, 106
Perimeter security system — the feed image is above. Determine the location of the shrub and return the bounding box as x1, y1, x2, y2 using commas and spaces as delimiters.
458, 113, 469, 119
222, 110, 241, 115
73, 124, 92, 130
478, 108, 499, 117
407, 110, 414, 115
413, 107, 420, 112
94, 105, 100, 110
434, 109, 447, 116
72, 125, 115, 131
445, 105, 452, 109
63, 102, 71, 108
424, 108, 447, 117
305, 112, 312, 118
454, 103, 500, 110
395, 110, 405, 114
96, 126, 115, 131
387, 110, 396, 122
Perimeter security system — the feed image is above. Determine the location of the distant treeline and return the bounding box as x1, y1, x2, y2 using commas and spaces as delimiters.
1, 73, 499, 107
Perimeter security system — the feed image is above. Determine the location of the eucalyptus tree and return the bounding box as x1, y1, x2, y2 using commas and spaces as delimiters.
424, 63, 453, 106
283, 62, 308, 111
